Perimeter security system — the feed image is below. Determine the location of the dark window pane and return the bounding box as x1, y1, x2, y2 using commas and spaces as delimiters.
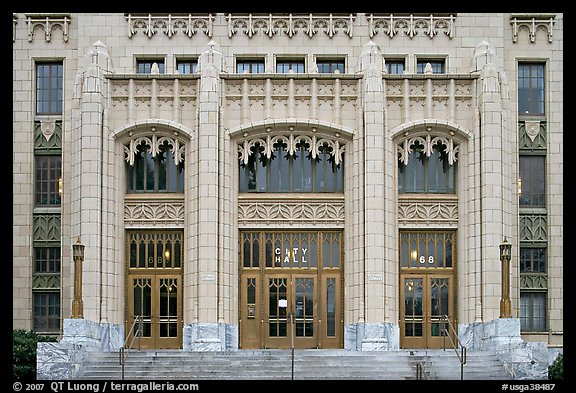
177, 60, 197, 74
277, 60, 305, 73
519, 155, 545, 206
137, 60, 165, 74
33, 292, 60, 332
518, 63, 545, 115
520, 292, 547, 332
386, 61, 405, 75
317, 60, 345, 73
35, 156, 61, 206
417, 60, 445, 74
36, 62, 63, 115
236, 60, 265, 74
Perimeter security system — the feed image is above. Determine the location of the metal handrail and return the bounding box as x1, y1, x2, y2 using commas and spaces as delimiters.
441, 314, 466, 380
289, 312, 295, 381
119, 315, 143, 380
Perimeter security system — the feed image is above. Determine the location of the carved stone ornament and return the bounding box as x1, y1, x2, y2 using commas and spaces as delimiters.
510, 14, 555, 43
25, 13, 70, 43
124, 134, 186, 167
238, 133, 345, 166
125, 199, 185, 226
398, 199, 458, 224
238, 200, 345, 225
368, 14, 455, 39
397, 133, 460, 166
126, 14, 213, 38
524, 120, 541, 142
40, 120, 56, 141
227, 14, 354, 39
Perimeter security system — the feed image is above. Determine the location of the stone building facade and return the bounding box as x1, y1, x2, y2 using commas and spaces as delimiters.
12, 12, 562, 378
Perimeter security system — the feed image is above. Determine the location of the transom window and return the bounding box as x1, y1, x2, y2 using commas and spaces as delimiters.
36, 62, 63, 115
241, 231, 342, 269
239, 139, 344, 193
276, 59, 305, 73
316, 59, 345, 74
518, 63, 545, 115
400, 231, 455, 269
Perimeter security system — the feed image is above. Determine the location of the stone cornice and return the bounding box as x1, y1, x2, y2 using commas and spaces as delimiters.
24, 13, 70, 43
510, 14, 556, 43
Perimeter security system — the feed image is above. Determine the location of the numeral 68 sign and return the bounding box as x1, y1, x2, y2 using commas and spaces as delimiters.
419, 256, 435, 264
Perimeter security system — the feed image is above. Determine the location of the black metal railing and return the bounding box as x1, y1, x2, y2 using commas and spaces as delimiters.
441, 315, 466, 380
119, 316, 143, 380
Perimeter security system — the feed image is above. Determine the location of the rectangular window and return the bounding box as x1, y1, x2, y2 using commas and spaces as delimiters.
34, 247, 61, 273
386, 60, 405, 75
316, 59, 345, 74
35, 155, 62, 206
519, 155, 545, 207
518, 63, 545, 115
520, 292, 547, 332
36, 62, 63, 115
33, 292, 60, 332
236, 59, 265, 74
176, 60, 197, 74
276, 59, 305, 73
416, 59, 445, 74
520, 248, 546, 273
136, 59, 165, 74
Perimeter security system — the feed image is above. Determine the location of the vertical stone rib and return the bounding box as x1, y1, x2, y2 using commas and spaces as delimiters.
265, 78, 272, 119
173, 78, 180, 123
425, 77, 433, 119
449, 78, 456, 122
150, 78, 158, 119
311, 78, 318, 120
402, 78, 410, 123
242, 77, 249, 124
288, 77, 295, 118
127, 78, 135, 123
334, 77, 341, 125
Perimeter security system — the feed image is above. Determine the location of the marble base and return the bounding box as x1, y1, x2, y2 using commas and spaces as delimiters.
459, 318, 548, 380
344, 322, 399, 351
36, 319, 124, 380
183, 323, 238, 351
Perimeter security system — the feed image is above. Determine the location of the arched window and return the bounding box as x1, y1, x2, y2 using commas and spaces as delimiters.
238, 135, 344, 193
397, 134, 458, 194
124, 135, 185, 193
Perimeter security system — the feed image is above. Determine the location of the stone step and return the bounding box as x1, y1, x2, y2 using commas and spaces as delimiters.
76, 349, 512, 380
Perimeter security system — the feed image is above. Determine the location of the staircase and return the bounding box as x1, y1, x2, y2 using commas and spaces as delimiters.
75, 349, 512, 380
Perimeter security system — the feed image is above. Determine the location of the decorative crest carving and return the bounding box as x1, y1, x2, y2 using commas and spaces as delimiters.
238, 133, 346, 166
124, 134, 186, 167
227, 14, 354, 39
25, 13, 70, 43
126, 14, 213, 39
368, 14, 455, 39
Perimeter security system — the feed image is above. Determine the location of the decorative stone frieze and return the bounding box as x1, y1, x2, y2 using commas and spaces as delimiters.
510, 14, 555, 43
238, 198, 345, 226
227, 14, 354, 38
520, 274, 548, 290
33, 215, 61, 243
368, 14, 455, 39
238, 133, 346, 166
519, 120, 546, 151
123, 133, 186, 166
25, 13, 70, 43
32, 274, 61, 290
397, 131, 460, 166
124, 197, 185, 227
519, 214, 548, 242
398, 196, 458, 226
126, 14, 213, 39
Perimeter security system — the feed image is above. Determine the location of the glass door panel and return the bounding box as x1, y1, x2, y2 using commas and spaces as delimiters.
427, 275, 454, 348
131, 277, 152, 346
293, 275, 317, 348
266, 276, 289, 347
401, 276, 425, 348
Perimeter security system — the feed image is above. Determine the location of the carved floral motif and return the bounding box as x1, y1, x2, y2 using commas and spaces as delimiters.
227, 14, 354, 38
368, 14, 455, 39
126, 14, 213, 38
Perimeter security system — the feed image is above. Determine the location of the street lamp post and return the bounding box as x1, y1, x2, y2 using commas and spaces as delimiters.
72, 237, 85, 319
499, 237, 512, 318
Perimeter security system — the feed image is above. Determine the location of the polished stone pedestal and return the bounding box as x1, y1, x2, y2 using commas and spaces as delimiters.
344, 322, 399, 351
459, 318, 549, 380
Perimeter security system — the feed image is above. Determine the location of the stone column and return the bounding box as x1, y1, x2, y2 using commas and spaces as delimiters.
352, 41, 398, 350
184, 41, 227, 351
62, 40, 123, 351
